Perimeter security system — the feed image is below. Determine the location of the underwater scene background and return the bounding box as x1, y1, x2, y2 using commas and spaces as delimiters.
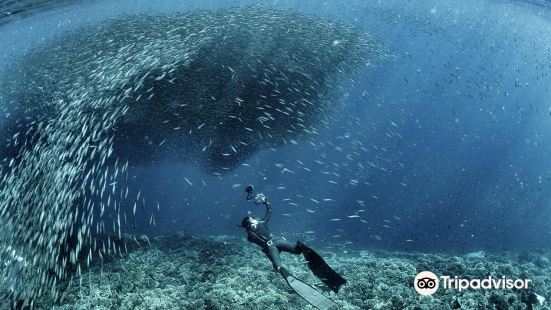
1, 0, 551, 309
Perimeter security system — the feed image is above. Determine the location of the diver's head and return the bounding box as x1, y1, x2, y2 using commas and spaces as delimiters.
240, 216, 258, 228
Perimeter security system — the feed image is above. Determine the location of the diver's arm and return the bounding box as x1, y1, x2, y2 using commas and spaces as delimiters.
253, 193, 272, 223
261, 201, 272, 223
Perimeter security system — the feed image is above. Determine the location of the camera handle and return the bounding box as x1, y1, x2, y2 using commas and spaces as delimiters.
245, 184, 254, 201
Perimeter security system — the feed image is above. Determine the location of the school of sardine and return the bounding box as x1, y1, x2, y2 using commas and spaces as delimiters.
0, 7, 382, 304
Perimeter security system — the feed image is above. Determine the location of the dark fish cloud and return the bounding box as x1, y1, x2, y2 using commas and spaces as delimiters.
1, 7, 384, 172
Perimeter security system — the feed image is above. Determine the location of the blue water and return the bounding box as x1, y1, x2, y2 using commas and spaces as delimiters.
1, 0, 551, 255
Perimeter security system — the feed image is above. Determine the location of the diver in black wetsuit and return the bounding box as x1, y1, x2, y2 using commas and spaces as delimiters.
239, 187, 303, 276
239, 185, 347, 302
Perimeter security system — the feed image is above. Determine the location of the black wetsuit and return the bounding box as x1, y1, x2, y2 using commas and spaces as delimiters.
245, 202, 303, 271
242, 196, 347, 294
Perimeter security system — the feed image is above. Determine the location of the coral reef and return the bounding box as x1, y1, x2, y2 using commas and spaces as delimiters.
25, 234, 551, 309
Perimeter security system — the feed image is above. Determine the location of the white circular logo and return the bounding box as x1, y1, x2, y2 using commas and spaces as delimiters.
414, 271, 439, 296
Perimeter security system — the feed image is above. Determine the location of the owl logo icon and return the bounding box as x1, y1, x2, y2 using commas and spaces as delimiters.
414, 271, 439, 295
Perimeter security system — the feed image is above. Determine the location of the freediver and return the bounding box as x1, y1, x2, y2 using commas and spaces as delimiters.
239, 185, 346, 310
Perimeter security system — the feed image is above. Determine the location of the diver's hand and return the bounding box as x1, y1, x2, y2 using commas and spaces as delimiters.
254, 193, 267, 205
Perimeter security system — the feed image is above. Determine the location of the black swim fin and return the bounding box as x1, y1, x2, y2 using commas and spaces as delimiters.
279, 267, 338, 310
299, 243, 347, 293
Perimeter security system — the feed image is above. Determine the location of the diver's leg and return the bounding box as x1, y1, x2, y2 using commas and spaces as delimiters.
274, 239, 303, 255
266, 245, 292, 278
266, 245, 283, 270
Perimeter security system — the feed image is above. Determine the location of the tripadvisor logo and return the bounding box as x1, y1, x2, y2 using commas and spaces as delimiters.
414, 271, 439, 296
414, 271, 531, 295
